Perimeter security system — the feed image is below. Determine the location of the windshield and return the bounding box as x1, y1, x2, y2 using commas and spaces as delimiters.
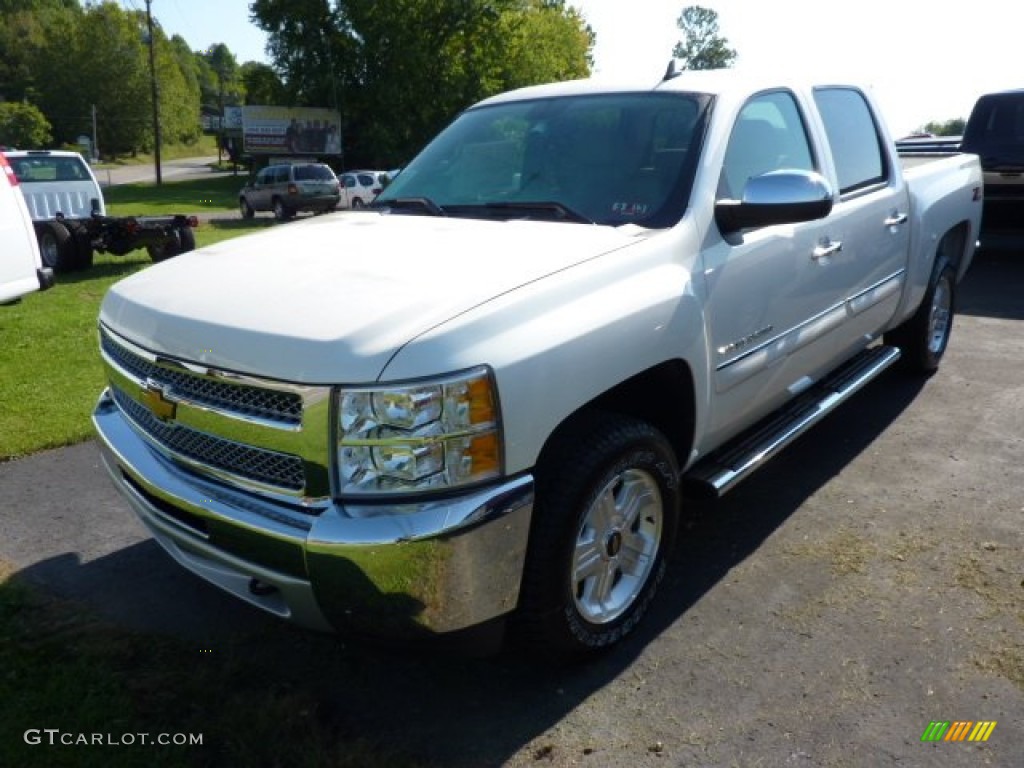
294, 165, 336, 181
375, 92, 710, 228
10, 155, 90, 183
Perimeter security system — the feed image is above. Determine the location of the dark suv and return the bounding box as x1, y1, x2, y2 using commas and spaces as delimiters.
239, 163, 341, 221
961, 89, 1024, 230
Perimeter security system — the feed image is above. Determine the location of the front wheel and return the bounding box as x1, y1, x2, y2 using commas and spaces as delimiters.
515, 413, 680, 655
240, 197, 255, 219
884, 259, 956, 373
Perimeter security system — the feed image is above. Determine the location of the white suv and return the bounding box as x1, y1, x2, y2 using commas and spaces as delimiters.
0, 151, 52, 303
338, 170, 388, 208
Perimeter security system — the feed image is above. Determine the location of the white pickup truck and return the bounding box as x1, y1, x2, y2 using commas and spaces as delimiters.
7, 150, 198, 272
93, 68, 982, 654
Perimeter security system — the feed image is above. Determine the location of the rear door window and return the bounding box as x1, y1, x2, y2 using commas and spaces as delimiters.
813, 88, 888, 194
294, 165, 335, 182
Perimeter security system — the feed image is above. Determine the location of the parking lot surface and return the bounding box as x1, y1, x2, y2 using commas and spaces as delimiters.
1, 247, 1021, 767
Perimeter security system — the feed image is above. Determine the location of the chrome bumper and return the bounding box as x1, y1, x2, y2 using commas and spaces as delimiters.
92, 388, 534, 637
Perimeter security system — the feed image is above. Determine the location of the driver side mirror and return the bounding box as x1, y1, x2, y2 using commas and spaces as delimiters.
715, 170, 833, 234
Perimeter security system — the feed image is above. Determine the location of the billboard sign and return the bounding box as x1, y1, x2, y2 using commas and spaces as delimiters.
240, 106, 341, 156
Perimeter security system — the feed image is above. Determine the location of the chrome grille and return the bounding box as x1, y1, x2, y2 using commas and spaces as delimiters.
112, 386, 305, 491
101, 328, 302, 426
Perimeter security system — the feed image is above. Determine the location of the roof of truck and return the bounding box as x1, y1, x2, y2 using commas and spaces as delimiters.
473, 65, 859, 109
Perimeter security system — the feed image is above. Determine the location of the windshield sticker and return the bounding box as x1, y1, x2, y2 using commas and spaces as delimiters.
612, 202, 651, 217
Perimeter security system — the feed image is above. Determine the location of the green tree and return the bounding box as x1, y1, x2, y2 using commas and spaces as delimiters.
672, 5, 736, 70
0, 101, 53, 147
250, 0, 592, 167
240, 61, 285, 105
0, 1, 82, 104
25, 2, 201, 155
922, 117, 966, 137
499, 0, 594, 91
202, 43, 244, 113
154, 30, 201, 146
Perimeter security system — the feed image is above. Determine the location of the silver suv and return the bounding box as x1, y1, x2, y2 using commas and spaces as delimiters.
239, 163, 341, 221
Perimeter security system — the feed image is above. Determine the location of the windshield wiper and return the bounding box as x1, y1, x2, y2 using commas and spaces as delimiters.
372, 197, 447, 216
473, 201, 594, 224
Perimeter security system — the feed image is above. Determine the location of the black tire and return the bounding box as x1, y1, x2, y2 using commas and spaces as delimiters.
35, 221, 75, 272
70, 230, 94, 271
177, 225, 196, 254
240, 197, 255, 219
515, 413, 680, 655
147, 231, 180, 263
146, 225, 195, 263
352, 197, 365, 209
884, 259, 956, 373
272, 197, 293, 221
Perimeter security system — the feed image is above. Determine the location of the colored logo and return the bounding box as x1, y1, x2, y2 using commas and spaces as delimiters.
141, 381, 177, 423
921, 721, 996, 742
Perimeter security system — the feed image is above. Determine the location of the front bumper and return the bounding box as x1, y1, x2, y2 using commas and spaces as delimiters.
93, 388, 534, 638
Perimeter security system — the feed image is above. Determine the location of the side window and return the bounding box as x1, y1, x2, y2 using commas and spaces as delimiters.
255, 169, 270, 185
813, 88, 887, 194
719, 91, 815, 200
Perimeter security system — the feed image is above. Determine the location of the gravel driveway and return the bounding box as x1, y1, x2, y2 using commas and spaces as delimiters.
1, 247, 1021, 767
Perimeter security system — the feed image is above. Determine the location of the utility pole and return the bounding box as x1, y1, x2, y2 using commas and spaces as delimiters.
145, 0, 162, 184
91, 104, 99, 162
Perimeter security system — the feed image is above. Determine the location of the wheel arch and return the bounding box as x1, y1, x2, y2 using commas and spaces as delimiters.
937, 220, 971, 280
534, 359, 696, 480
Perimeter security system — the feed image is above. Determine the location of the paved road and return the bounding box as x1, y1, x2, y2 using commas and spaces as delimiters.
1, 245, 1022, 767
93, 155, 234, 187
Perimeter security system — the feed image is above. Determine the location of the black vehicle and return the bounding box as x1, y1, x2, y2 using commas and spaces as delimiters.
960, 89, 1024, 230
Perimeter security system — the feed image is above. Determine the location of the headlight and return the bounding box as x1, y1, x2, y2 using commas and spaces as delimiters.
336, 367, 502, 496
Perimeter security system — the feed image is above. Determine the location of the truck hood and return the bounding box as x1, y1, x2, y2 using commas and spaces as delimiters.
100, 212, 645, 382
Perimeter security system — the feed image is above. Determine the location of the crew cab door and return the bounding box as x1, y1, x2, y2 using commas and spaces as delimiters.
810, 87, 909, 343
701, 90, 839, 443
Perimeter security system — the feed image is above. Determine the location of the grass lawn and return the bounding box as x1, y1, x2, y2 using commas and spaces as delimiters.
104, 175, 247, 217
0, 206, 272, 461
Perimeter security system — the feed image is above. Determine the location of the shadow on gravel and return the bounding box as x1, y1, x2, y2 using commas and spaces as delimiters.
8, 369, 928, 767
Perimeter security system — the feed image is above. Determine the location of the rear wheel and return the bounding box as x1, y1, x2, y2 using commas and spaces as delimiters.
177, 225, 196, 254
352, 197, 365, 209
146, 225, 194, 262
35, 221, 75, 272
272, 197, 293, 221
71, 230, 94, 271
515, 413, 680, 655
884, 259, 956, 373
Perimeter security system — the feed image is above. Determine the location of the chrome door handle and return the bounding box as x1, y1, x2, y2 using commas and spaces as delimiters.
812, 239, 842, 260
884, 212, 909, 226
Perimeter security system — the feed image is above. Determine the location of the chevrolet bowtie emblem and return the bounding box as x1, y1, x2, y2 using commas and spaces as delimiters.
141, 382, 177, 422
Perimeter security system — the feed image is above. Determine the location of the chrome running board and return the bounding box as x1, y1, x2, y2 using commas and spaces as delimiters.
684, 345, 902, 498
